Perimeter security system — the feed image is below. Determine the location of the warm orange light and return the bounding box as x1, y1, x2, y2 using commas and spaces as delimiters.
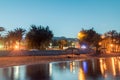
0, 44, 4, 49
99, 42, 102, 45
101, 35, 105, 39
111, 58, 116, 76
77, 32, 86, 40
78, 67, 85, 80
110, 44, 113, 47
14, 45, 19, 50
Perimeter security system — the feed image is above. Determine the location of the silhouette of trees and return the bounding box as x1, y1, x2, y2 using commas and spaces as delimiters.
0, 27, 5, 37
0, 27, 5, 49
104, 30, 120, 52
0, 27, 5, 32
6, 28, 26, 50
58, 39, 67, 49
79, 28, 101, 51
26, 25, 53, 50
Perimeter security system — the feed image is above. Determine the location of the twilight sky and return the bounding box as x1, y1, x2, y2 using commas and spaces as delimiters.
0, 0, 120, 38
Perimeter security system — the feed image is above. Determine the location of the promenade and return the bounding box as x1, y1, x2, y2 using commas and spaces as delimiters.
0, 50, 120, 68
0, 50, 67, 57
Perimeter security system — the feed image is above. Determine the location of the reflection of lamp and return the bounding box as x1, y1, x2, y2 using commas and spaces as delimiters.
83, 61, 88, 73
100, 58, 107, 78
78, 68, 85, 80
13, 66, 19, 79
49, 63, 52, 76
111, 58, 116, 76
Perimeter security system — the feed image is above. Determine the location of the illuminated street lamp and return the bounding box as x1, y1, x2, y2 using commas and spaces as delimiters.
101, 35, 105, 39
77, 32, 86, 40
110, 44, 114, 52
0, 44, 4, 50
110, 44, 113, 47
99, 42, 102, 46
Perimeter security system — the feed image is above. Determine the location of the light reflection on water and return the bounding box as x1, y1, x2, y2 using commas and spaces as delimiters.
1, 57, 120, 80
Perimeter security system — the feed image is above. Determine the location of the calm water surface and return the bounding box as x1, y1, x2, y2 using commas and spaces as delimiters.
0, 57, 120, 80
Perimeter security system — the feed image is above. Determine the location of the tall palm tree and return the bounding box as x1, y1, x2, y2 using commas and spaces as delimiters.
14, 28, 26, 49
14, 28, 26, 41
6, 28, 26, 50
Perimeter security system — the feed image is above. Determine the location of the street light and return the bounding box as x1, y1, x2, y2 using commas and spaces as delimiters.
110, 44, 113, 47
77, 32, 86, 40
101, 35, 105, 39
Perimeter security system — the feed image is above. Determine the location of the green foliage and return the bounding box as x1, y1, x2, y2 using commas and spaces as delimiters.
26, 25, 53, 50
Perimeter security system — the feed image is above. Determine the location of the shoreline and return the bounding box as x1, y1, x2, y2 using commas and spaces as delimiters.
0, 53, 120, 68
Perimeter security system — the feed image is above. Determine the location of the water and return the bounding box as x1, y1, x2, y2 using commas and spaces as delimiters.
0, 57, 120, 80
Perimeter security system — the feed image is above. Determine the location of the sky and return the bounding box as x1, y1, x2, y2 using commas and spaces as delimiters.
0, 0, 120, 38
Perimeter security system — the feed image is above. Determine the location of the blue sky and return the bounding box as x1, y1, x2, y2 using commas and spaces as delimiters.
0, 0, 120, 38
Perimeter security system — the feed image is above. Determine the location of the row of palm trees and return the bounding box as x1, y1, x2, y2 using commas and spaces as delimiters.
0, 27, 26, 50
0, 25, 53, 50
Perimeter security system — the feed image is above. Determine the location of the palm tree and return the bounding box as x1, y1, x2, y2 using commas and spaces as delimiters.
6, 28, 26, 50
0, 27, 5, 39
6, 31, 15, 49
14, 28, 26, 49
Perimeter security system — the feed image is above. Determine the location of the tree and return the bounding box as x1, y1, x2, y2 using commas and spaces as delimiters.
14, 28, 26, 49
26, 25, 53, 50
105, 30, 120, 52
52, 39, 59, 46
6, 28, 26, 50
0, 27, 5, 32
58, 39, 67, 49
0, 27, 5, 37
106, 30, 118, 43
14, 28, 26, 42
78, 28, 101, 52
